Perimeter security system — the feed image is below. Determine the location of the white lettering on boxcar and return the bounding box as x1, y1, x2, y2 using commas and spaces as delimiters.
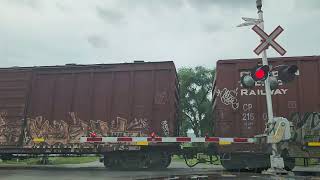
243, 104, 253, 112
240, 88, 288, 96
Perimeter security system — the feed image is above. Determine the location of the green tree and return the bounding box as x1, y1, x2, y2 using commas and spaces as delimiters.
178, 66, 215, 137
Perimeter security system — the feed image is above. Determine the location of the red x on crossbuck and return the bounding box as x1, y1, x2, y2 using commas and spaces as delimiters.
252, 25, 286, 56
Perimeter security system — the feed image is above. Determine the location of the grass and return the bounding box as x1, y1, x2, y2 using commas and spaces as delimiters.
1, 158, 40, 165
172, 155, 184, 161
0, 156, 99, 165
47, 156, 99, 165
295, 158, 319, 166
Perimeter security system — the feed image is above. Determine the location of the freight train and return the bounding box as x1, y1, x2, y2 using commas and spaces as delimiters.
0, 56, 319, 170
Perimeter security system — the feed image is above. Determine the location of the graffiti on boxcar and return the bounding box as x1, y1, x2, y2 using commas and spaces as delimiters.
291, 112, 320, 130
28, 116, 50, 138
216, 88, 239, 110
25, 113, 150, 145
155, 91, 168, 105
0, 112, 21, 144
92, 120, 109, 136
68, 112, 89, 143
290, 112, 320, 142
27, 116, 69, 145
0, 112, 6, 126
111, 117, 127, 131
161, 120, 169, 136
127, 118, 148, 130
0, 112, 8, 143
110, 116, 148, 136
48, 120, 69, 144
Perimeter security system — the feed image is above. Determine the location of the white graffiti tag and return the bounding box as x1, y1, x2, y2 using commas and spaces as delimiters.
161, 120, 169, 136
216, 88, 239, 110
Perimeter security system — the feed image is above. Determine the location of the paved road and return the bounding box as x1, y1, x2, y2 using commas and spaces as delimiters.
0, 161, 318, 180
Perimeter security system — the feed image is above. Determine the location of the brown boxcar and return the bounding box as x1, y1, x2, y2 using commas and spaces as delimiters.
0, 61, 179, 151
213, 56, 320, 170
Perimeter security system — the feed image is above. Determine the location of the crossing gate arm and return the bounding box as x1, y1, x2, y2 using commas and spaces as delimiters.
80, 136, 256, 144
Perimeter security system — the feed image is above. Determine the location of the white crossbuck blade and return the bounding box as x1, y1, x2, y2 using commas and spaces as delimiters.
252, 25, 286, 56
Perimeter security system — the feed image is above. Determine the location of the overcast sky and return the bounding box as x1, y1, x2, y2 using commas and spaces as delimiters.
1, 0, 319, 68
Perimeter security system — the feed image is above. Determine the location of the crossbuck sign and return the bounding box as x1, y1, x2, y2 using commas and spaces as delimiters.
252, 25, 286, 56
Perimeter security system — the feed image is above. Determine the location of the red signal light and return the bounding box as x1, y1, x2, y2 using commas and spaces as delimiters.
150, 132, 156, 138
255, 69, 265, 79
89, 132, 97, 137
251, 65, 269, 81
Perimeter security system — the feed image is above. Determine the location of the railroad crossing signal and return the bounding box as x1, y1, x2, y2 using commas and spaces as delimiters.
240, 64, 299, 89
241, 74, 255, 88
252, 25, 286, 56
278, 65, 298, 83
240, 65, 270, 88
